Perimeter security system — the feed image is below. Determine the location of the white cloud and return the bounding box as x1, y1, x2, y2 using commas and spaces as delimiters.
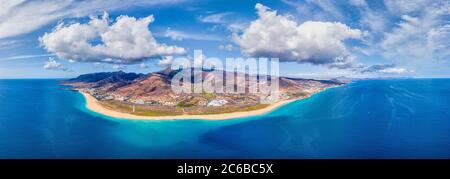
379, 67, 408, 74
0, 0, 70, 39
360, 64, 410, 74
198, 12, 248, 33
304, 0, 344, 20
139, 63, 148, 69
350, 1, 387, 33
112, 64, 126, 70
43, 57, 72, 72
164, 29, 184, 41
172, 51, 213, 68
40, 12, 186, 64
163, 28, 222, 41
191, 51, 208, 67
0, 39, 20, 50
218, 44, 233, 51
227, 22, 248, 33
380, 1, 450, 61
295, 71, 354, 80
282, 0, 345, 21
198, 12, 232, 24
349, 0, 368, 7
234, 3, 364, 67
0, 0, 185, 39
0, 54, 54, 62
157, 56, 173, 68
384, 0, 428, 14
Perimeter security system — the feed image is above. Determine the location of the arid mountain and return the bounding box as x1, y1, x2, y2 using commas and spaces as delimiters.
64, 71, 145, 92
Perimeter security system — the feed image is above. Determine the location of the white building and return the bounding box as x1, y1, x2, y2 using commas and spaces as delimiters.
133, 99, 145, 105
207, 99, 228, 107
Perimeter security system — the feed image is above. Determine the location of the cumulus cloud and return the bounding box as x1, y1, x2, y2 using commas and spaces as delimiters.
234, 3, 364, 68
157, 56, 174, 68
40, 12, 186, 64
43, 57, 72, 72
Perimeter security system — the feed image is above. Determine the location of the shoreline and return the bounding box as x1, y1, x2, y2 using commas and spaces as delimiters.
80, 92, 301, 120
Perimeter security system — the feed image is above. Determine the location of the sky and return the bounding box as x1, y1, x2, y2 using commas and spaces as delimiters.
0, 0, 449, 79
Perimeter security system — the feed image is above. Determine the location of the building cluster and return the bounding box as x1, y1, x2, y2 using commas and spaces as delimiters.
82, 79, 338, 109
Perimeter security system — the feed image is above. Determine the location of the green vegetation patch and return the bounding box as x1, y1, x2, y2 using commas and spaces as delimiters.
187, 103, 270, 115
101, 100, 183, 116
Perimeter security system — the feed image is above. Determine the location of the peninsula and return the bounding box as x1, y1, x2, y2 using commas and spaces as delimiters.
62, 68, 342, 120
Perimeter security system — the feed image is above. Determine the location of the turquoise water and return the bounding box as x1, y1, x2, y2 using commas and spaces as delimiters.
0, 79, 449, 158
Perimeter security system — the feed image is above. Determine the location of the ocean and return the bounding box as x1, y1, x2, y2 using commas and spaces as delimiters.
0, 79, 449, 158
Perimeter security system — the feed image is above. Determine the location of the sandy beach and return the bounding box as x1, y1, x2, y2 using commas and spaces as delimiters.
80, 92, 298, 120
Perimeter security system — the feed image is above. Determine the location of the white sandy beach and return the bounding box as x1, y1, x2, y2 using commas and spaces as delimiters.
80, 92, 298, 120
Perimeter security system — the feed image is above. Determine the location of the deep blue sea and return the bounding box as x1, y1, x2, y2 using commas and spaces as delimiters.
0, 79, 449, 158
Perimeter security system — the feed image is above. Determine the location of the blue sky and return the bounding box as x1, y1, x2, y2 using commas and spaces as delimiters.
0, 0, 449, 79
